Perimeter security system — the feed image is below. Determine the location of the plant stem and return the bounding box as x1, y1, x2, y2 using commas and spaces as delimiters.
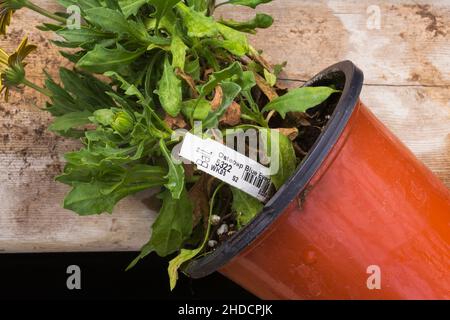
265, 110, 276, 123
22, 78, 52, 97
24, 1, 66, 24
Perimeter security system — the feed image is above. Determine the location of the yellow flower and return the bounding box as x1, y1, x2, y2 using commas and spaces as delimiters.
0, 36, 36, 101
0, 4, 13, 35
1, 0, 28, 35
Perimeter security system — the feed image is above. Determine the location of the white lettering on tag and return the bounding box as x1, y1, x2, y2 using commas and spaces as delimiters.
179, 133, 272, 202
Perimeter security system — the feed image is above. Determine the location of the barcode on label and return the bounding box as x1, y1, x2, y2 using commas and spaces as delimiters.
242, 170, 271, 198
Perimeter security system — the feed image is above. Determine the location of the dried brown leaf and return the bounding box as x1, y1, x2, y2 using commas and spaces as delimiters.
176, 68, 199, 98
210, 86, 223, 111
276, 128, 299, 141
220, 101, 241, 126
164, 114, 187, 129
255, 73, 278, 102
209, 87, 241, 126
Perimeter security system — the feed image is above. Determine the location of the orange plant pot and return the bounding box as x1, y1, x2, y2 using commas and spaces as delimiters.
185, 61, 450, 299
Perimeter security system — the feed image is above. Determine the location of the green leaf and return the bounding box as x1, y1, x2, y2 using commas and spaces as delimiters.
156, 57, 182, 117
270, 131, 297, 190
64, 182, 120, 215
185, 0, 210, 12
63, 165, 167, 215
168, 247, 201, 290
237, 70, 256, 92
48, 111, 92, 134
45, 68, 115, 117
57, 27, 114, 47
262, 86, 339, 119
77, 44, 146, 73
231, 187, 263, 228
105, 71, 146, 103
176, 2, 218, 38
185, 57, 200, 80
220, 13, 273, 33
59, 68, 115, 108
119, 0, 149, 18
182, 98, 211, 121
200, 61, 242, 96
91, 109, 115, 126
59, 50, 85, 64
58, 0, 102, 11
84, 7, 156, 44
159, 139, 185, 199
149, 189, 193, 256
203, 82, 241, 128
84, 7, 131, 35
36, 23, 64, 32
264, 69, 276, 87
170, 33, 187, 70
226, 0, 272, 9
148, 0, 181, 27
217, 23, 249, 56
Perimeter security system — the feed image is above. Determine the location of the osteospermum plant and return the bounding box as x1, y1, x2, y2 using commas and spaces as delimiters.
1, 0, 340, 289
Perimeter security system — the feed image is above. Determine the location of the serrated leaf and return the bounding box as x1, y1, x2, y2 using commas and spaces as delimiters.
105, 71, 146, 103
185, 57, 200, 80
91, 109, 115, 126
182, 98, 211, 121
170, 33, 187, 70
58, 0, 102, 11
84, 7, 131, 35
262, 86, 339, 118
119, 0, 149, 18
231, 187, 263, 228
217, 23, 249, 56
185, 0, 209, 12
48, 111, 92, 134
200, 61, 242, 96
149, 189, 193, 256
264, 69, 276, 87
84, 7, 155, 44
57, 27, 114, 46
63, 165, 167, 215
45, 68, 115, 117
269, 131, 297, 189
159, 139, 184, 199
148, 0, 181, 26
77, 44, 146, 73
156, 57, 182, 116
177, 2, 218, 38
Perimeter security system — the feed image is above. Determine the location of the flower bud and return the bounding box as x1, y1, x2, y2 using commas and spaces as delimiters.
112, 111, 134, 135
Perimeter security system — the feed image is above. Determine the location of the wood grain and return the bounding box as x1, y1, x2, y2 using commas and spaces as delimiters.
0, 0, 448, 252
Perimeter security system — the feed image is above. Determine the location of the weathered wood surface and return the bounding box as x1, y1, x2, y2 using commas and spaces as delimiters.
0, 0, 448, 252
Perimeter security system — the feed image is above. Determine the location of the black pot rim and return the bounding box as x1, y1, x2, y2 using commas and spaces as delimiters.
184, 60, 364, 278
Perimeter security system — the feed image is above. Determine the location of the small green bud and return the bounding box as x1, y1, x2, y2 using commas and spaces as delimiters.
112, 111, 134, 135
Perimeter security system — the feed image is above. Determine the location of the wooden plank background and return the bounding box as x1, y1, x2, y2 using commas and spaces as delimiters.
0, 0, 449, 252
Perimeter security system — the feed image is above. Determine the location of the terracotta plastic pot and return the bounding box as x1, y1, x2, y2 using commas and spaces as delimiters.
184, 61, 450, 299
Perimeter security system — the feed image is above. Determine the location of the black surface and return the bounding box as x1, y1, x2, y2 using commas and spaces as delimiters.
0, 252, 256, 300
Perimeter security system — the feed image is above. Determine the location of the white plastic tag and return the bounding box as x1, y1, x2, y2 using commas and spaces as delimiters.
179, 133, 272, 202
